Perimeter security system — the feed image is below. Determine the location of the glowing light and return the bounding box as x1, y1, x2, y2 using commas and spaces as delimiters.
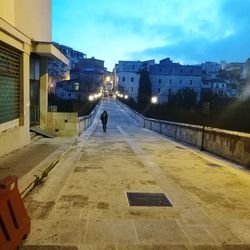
151, 96, 158, 104
124, 95, 128, 99
88, 95, 94, 101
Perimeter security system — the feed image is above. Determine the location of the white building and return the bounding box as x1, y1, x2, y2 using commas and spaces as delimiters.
202, 62, 220, 80
150, 58, 202, 103
116, 60, 155, 101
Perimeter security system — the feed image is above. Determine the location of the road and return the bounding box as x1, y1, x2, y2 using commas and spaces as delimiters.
22, 100, 250, 250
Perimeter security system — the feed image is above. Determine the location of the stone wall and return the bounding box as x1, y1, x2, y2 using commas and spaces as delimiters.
118, 101, 250, 168
47, 112, 79, 137
47, 102, 100, 137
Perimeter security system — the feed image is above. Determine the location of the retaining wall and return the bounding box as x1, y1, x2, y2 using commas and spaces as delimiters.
118, 101, 250, 168
47, 102, 100, 137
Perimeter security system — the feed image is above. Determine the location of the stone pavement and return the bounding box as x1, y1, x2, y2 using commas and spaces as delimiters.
20, 100, 250, 250
0, 136, 76, 197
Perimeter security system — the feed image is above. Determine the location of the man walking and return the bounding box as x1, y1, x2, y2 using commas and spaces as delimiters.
100, 110, 108, 132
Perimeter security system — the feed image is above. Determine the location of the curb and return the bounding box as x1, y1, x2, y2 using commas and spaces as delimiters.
19, 139, 77, 198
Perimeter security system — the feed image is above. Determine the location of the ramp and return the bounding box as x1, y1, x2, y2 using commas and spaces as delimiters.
30, 127, 53, 138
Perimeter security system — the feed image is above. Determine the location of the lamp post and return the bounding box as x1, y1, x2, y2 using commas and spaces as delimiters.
151, 96, 158, 104
201, 102, 210, 151
73, 82, 80, 92
73, 82, 80, 113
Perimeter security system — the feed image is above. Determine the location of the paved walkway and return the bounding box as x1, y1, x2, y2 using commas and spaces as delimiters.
0, 136, 76, 196
21, 100, 250, 250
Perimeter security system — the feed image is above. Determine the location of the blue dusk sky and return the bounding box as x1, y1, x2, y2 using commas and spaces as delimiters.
52, 0, 250, 71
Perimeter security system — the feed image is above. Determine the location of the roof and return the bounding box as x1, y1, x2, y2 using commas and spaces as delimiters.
31, 42, 69, 65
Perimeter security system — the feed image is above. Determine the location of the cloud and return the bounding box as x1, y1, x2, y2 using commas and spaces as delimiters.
52, 0, 250, 70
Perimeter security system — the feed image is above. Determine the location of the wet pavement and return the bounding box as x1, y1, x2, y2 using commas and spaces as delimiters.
21, 100, 250, 249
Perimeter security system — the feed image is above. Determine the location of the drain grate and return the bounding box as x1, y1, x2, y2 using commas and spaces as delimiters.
207, 163, 222, 168
126, 192, 173, 207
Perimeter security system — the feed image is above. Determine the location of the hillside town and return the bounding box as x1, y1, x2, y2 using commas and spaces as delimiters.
48, 42, 250, 105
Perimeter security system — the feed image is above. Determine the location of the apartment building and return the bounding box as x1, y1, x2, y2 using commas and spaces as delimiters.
56, 57, 106, 101
116, 60, 155, 101
48, 42, 86, 93
0, 0, 68, 157
150, 58, 202, 103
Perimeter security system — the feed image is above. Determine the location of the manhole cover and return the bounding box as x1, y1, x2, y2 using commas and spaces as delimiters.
126, 192, 173, 207
207, 163, 222, 168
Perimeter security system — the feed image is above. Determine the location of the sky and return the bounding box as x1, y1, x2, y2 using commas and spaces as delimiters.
52, 0, 250, 71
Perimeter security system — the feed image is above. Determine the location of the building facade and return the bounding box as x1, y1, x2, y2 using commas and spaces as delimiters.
0, 0, 68, 157
56, 57, 106, 101
48, 43, 86, 93
116, 60, 155, 101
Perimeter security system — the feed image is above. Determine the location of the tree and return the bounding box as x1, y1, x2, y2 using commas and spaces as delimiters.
168, 88, 197, 107
137, 69, 152, 107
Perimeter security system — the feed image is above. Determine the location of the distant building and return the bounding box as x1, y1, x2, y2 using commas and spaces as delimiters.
202, 62, 220, 80
239, 58, 250, 100
56, 57, 106, 101
116, 60, 155, 101
150, 58, 202, 103
48, 42, 86, 93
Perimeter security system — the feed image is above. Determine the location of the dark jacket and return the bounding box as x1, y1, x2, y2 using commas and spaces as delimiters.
101, 111, 108, 124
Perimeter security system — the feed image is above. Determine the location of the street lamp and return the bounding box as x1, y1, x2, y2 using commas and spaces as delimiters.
88, 95, 94, 101
73, 82, 80, 92
72, 82, 80, 113
151, 96, 158, 104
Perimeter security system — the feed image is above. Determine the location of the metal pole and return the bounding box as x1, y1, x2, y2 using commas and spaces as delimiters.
201, 118, 205, 151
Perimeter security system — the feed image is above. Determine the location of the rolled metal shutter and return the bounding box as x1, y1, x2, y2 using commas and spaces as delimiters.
0, 43, 21, 124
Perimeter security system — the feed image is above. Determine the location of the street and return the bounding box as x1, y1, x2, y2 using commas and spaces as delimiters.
22, 100, 250, 250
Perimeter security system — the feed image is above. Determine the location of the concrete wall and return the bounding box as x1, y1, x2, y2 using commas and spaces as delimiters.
47, 112, 79, 137
47, 102, 101, 137
118, 101, 250, 168
15, 0, 51, 41
0, 0, 15, 25
0, 0, 51, 41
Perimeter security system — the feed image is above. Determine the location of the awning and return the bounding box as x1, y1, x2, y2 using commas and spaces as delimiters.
31, 42, 69, 65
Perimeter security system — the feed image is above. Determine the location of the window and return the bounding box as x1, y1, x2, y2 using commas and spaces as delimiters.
0, 43, 21, 124
130, 87, 133, 93
179, 80, 182, 84
158, 88, 161, 93
158, 79, 161, 84
169, 79, 172, 84
131, 77, 134, 82
190, 80, 193, 85
30, 57, 40, 80
122, 77, 125, 82
190, 69, 193, 73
